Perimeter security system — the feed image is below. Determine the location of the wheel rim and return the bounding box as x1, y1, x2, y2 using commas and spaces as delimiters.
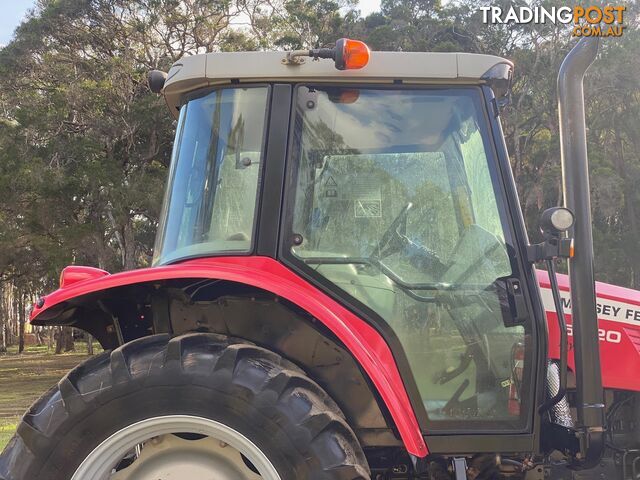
70, 415, 282, 480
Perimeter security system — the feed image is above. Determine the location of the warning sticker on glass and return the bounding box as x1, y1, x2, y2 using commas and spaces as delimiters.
355, 199, 382, 218
324, 176, 339, 198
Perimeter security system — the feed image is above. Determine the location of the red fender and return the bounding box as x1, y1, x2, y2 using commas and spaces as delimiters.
31, 256, 428, 457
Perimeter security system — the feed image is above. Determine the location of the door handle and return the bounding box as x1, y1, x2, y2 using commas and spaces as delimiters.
505, 278, 528, 326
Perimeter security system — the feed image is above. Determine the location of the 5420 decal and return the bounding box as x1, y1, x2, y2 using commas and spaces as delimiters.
566, 324, 622, 344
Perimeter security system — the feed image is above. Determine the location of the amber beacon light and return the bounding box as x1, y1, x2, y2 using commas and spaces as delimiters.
334, 38, 370, 70
283, 38, 371, 70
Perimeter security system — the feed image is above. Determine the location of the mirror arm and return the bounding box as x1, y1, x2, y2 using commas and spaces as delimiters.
538, 257, 570, 415
527, 215, 573, 420
527, 236, 572, 263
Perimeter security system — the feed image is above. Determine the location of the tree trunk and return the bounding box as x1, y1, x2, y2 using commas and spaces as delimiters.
1, 319, 8, 352
47, 327, 54, 352
35, 328, 45, 346
123, 220, 137, 270
55, 327, 75, 354
18, 294, 25, 354
55, 327, 63, 354
11, 292, 18, 349
65, 328, 75, 352
86, 333, 94, 355
0, 287, 6, 353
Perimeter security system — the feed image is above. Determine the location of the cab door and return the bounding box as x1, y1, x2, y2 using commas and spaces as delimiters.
279, 84, 538, 448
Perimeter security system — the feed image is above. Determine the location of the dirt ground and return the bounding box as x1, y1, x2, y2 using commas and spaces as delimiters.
0, 344, 99, 450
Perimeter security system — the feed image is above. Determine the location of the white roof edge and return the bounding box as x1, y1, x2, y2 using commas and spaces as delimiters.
163, 51, 513, 116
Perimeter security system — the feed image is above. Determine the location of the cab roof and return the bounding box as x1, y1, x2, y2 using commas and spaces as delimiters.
162, 50, 513, 117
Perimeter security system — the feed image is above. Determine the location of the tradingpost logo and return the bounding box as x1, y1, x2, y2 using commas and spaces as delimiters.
480, 5, 626, 37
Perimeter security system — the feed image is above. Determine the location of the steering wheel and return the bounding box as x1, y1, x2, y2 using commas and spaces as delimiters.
371, 202, 449, 280
371, 203, 412, 259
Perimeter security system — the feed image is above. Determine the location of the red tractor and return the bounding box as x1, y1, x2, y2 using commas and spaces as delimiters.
0, 37, 633, 480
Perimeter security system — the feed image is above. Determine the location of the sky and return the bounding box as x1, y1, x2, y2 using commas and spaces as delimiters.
0, 0, 382, 47
357, 0, 382, 16
0, 0, 35, 46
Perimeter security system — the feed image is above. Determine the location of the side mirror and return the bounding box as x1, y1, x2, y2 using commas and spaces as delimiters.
148, 70, 167, 94
539, 207, 575, 237
527, 207, 575, 263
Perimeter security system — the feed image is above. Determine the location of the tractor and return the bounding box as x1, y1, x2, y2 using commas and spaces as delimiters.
0, 36, 634, 480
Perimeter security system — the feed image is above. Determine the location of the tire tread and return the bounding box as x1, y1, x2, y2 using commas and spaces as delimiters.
0, 333, 369, 480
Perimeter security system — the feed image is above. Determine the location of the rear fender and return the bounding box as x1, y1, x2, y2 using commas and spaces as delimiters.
31, 256, 427, 457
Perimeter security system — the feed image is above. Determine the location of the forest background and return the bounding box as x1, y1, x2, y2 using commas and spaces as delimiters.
0, 0, 638, 352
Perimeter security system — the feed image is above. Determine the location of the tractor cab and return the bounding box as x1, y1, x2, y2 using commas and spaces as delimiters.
153, 71, 533, 435
5, 39, 606, 480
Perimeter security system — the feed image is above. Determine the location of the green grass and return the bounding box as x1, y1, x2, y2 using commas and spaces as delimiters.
0, 343, 101, 450
0, 421, 17, 452
5, 341, 101, 356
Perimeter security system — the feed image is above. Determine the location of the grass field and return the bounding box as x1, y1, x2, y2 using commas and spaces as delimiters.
0, 343, 101, 451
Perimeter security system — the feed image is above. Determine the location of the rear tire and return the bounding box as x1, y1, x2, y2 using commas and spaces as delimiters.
0, 333, 370, 480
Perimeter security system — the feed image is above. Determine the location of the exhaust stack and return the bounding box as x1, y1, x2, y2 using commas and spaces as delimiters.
557, 37, 604, 466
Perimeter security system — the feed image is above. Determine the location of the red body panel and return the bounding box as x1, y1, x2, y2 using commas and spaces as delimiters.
31, 256, 428, 457
538, 269, 640, 392
59, 265, 109, 288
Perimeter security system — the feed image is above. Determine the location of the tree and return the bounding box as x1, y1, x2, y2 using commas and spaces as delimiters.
0, 0, 638, 358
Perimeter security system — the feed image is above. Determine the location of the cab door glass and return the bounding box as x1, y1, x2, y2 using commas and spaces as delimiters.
287, 86, 530, 430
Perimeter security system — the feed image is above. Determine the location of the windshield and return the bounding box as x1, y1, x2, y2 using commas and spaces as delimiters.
288, 86, 529, 429
153, 87, 269, 265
